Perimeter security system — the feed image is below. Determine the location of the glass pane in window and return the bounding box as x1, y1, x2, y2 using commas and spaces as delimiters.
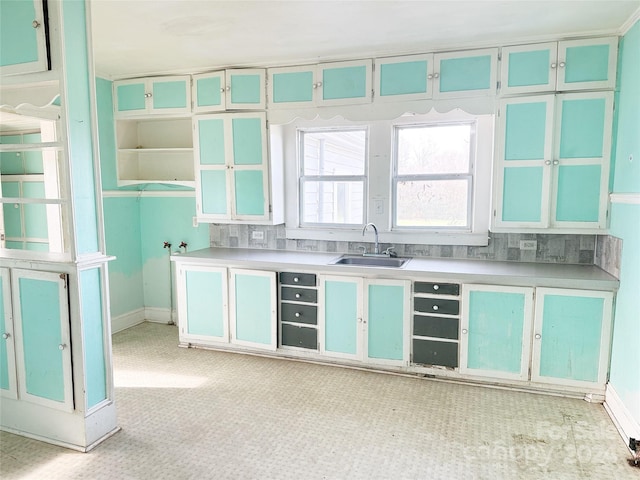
397, 124, 471, 175
396, 179, 469, 227
303, 130, 366, 176
302, 181, 364, 224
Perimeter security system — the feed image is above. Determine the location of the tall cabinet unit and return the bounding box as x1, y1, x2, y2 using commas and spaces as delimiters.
494, 91, 613, 231
1, 0, 117, 451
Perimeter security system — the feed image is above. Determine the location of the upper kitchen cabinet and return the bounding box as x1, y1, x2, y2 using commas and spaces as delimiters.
494, 91, 613, 231
113, 76, 191, 116
433, 48, 498, 99
268, 60, 372, 108
193, 69, 266, 113
500, 37, 618, 95
194, 112, 283, 224
374, 54, 434, 103
0, 0, 48, 76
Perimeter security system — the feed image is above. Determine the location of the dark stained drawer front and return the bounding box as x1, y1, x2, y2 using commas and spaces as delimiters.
281, 286, 317, 303
414, 282, 460, 296
413, 315, 459, 340
414, 297, 459, 315
282, 324, 317, 350
412, 339, 458, 368
281, 303, 317, 325
279, 272, 316, 287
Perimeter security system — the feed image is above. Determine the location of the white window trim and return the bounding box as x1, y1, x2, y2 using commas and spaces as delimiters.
281, 110, 493, 246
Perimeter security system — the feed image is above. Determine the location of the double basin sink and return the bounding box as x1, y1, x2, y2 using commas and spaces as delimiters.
329, 254, 411, 268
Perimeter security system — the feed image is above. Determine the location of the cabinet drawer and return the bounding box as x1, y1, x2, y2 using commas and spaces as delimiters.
281, 286, 317, 303
281, 303, 317, 325
279, 272, 316, 287
414, 297, 459, 315
281, 324, 317, 350
413, 315, 459, 340
412, 339, 458, 368
414, 282, 460, 296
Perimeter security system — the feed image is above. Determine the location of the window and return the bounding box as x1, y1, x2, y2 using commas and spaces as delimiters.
299, 128, 367, 226
393, 122, 475, 230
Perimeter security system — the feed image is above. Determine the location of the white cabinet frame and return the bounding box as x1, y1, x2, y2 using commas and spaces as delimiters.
0, 268, 17, 399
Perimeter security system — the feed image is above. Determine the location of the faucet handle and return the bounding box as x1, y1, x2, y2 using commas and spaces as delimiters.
358, 245, 367, 255
383, 246, 397, 257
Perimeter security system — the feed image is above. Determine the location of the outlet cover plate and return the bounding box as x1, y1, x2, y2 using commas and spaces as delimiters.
519, 240, 537, 251
252, 231, 265, 240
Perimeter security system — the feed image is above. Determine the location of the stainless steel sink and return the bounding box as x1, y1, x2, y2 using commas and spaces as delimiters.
329, 255, 411, 268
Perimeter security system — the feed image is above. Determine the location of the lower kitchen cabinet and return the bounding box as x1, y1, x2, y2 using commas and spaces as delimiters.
229, 268, 277, 350
0, 268, 17, 399
531, 288, 613, 388
319, 276, 410, 366
176, 265, 228, 344
460, 285, 534, 381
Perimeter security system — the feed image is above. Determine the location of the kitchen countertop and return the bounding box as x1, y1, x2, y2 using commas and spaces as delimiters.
171, 247, 619, 291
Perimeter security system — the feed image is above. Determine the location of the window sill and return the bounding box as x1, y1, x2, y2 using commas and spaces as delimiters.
285, 227, 489, 246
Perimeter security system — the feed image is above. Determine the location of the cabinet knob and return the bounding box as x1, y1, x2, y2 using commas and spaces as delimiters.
313, 83, 318, 89
295, 312, 301, 318
316, 81, 322, 87
58, 343, 67, 350
2, 333, 9, 340
32, 20, 40, 28
462, 329, 468, 334
432, 305, 439, 311
220, 88, 225, 93
433, 284, 439, 291
559, 62, 566, 68
226, 86, 231, 91
293, 277, 299, 283
144, 93, 152, 98
553, 160, 559, 165
535, 334, 541, 340
550, 63, 557, 69
295, 293, 301, 299
427, 74, 434, 80
545, 160, 552, 165
433, 73, 440, 79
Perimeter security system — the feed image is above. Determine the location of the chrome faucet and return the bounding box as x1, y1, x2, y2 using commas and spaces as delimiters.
362, 223, 380, 255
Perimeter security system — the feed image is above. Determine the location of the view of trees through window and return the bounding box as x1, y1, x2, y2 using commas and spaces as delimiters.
300, 129, 366, 225
394, 123, 473, 228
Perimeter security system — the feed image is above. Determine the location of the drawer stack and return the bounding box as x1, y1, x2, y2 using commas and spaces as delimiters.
412, 281, 460, 368
278, 272, 318, 350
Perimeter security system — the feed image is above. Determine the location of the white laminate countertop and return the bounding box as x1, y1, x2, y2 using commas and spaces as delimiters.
171, 247, 619, 291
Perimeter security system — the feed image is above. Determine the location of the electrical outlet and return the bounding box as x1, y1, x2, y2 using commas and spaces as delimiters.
252, 231, 265, 240
192, 216, 198, 227
519, 240, 537, 251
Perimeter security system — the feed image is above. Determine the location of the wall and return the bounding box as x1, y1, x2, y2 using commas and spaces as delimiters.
210, 224, 598, 264
96, 77, 209, 326
607, 20, 640, 435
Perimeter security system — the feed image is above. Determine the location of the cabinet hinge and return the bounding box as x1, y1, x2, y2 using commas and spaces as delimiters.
497, 80, 501, 91
498, 52, 502, 61
59, 273, 67, 289
269, 204, 273, 213
493, 209, 497, 217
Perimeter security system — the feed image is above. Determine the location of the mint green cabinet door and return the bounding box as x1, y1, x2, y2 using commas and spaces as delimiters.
495, 96, 554, 228
0, 0, 48, 75
321, 276, 363, 360
230, 269, 276, 350
461, 285, 533, 381
434, 48, 497, 98
0, 135, 24, 174
319, 60, 372, 105
557, 37, 618, 91
195, 115, 229, 217
226, 69, 266, 110
374, 54, 433, 102
532, 288, 612, 387
553, 92, 613, 227
115, 80, 147, 114
193, 71, 226, 113
151, 77, 190, 112
0, 268, 17, 399
12, 269, 73, 411
178, 266, 228, 344
500, 42, 558, 95
365, 280, 409, 365
268, 65, 317, 107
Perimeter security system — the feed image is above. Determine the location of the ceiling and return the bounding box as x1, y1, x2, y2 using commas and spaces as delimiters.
90, 0, 640, 79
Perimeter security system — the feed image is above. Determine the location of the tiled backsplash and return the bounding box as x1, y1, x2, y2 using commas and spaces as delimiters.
595, 234, 623, 278
210, 224, 605, 265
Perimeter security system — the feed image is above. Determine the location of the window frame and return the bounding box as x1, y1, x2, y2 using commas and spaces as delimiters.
297, 126, 369, 228
391, 120, 477, 231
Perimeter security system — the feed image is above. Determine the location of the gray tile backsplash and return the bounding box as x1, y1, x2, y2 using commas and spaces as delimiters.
210, 224, 600, 265
595, 234, 623, 278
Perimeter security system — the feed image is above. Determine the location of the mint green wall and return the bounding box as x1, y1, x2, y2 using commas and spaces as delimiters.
139, 197, 209, 310
608, 21, 640, 428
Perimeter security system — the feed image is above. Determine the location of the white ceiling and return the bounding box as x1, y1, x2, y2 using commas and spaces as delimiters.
90, 0, 640, 79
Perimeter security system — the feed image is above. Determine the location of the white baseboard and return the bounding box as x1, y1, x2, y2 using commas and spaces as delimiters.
111, 308, 145, 334
144, 307, 175, 324
604, 383, 640, 449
